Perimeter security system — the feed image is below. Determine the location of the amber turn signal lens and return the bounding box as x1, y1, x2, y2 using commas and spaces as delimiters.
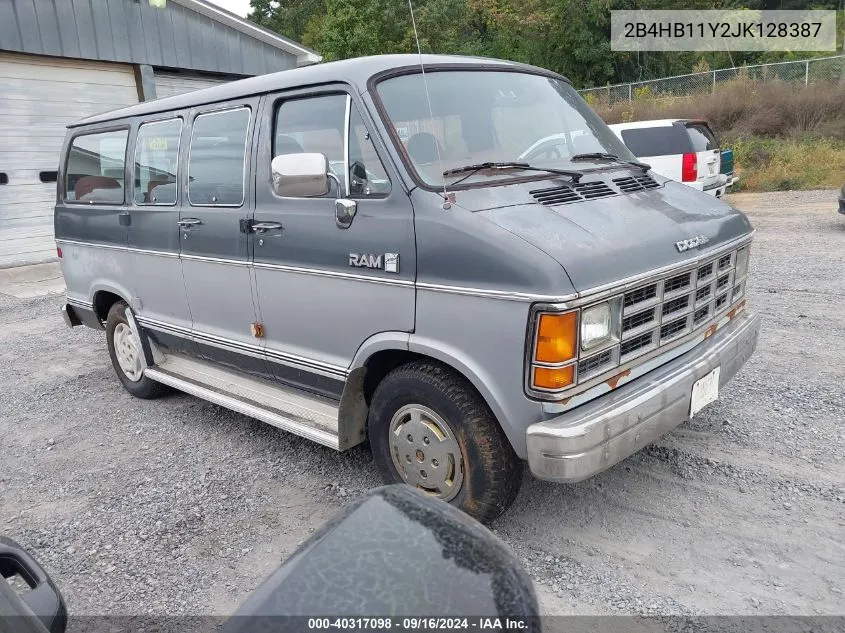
533, 365, 575, 390
535, 311, 578, 363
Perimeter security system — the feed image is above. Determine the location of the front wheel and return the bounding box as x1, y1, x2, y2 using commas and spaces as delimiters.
367, 361, 523, 523
105, 301, 169, 399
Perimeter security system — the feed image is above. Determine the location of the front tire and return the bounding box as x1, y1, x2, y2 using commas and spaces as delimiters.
105, 301, 169, 399
368, 360, 523, 523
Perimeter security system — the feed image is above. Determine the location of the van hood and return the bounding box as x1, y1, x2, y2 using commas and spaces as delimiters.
454, 174, 752, 293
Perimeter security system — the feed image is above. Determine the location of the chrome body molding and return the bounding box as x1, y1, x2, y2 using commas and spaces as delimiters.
180, 253, 250, 267
251, 261, 415, 287
66, 296, 94, 310
557, 232, 755, 309
135, 315, 192, 338
135, 314, 349, 380
527, 310, 760, 482
415, 282, 576, 303
57, 233, 753, 303
56, 239, 179, 259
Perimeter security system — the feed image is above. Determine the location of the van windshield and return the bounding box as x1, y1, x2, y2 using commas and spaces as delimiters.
375, 70, 635, 188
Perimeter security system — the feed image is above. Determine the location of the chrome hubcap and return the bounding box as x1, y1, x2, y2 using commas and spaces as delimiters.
113, 322, 142, 382
388, 404, 464, 501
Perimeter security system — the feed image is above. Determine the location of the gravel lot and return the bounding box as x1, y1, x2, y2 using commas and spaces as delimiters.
1, 190, 843, 617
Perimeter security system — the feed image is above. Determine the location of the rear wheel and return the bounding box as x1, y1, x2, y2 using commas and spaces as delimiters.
105, 301, 169, 399
368, 360, 523, 523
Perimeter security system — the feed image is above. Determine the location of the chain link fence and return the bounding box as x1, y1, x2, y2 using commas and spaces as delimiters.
579, 55, 845, 105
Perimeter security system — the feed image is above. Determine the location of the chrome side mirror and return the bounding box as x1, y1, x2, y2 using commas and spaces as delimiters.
335, 199, 357, 229
271, 153, 330, 198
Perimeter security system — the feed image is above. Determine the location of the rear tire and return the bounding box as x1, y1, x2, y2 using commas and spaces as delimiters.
105, 301, 169, 399
368, 360, 523, 523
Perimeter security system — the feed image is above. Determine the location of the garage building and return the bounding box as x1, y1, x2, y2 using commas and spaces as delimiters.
0, 0, 320, 267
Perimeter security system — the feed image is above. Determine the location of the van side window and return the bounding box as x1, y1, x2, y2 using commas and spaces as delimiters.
135, 119, 182, 205
348, 104, 391, 197
274, 94, 346, 197
188, 108, 250, 207
64, 130, 128, 204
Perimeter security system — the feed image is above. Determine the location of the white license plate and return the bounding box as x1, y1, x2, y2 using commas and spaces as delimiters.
690, 367, 720, 418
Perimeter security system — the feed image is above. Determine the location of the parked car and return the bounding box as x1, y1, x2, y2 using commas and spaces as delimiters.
0, 486, 540, 633
720, 147, 739, 189
56, 55, 759, 522
608, 119, 729, 197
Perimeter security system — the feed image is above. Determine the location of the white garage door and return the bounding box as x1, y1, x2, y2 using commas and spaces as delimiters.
0, 53, 139, 268
154, 72, 230, 99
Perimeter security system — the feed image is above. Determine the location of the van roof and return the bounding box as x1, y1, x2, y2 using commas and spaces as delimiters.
70, 54, 567, 128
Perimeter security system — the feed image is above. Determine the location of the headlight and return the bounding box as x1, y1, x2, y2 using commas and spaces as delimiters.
581, 302, 613, 351
735, 246, 749, 278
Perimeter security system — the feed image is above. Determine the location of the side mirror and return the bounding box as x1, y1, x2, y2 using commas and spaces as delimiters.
224, 485, 539, 627
0, 537, 67, 633
271, 153, 330, 198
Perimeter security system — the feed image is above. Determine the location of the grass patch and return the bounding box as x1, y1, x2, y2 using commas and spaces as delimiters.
593, 79, 845, 192
731, 137, 845, 192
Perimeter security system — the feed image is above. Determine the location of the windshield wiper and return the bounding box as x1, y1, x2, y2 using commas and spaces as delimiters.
443, 161, 583, 185
570, 153, 651, 172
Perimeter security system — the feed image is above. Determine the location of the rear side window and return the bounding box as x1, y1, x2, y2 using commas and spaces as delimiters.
686, 123, 718, 152
620, 126, 691, 158
188, 108, 250, 206
135, 118, 182, 205
65, 130, 128, 204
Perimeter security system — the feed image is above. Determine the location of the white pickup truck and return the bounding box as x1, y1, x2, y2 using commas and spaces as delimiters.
608, 119, 729, 197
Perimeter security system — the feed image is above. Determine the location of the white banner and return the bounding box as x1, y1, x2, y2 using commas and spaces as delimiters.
611, 10, 838, 52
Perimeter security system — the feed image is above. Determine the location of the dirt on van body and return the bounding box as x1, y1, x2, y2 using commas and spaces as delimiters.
1, 190, 843, 616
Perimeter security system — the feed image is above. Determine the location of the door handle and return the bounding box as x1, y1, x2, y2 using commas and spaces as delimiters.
251, 221, 283, 232
177, 218, 203, 228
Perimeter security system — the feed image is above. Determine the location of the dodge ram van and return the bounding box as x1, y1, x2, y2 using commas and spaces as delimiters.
56, 55, 760, 522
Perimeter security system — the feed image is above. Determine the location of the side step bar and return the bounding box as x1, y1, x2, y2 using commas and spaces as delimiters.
144, 353, 342, 450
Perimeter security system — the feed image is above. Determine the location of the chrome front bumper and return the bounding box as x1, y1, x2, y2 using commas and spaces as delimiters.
526, 310, 760, 482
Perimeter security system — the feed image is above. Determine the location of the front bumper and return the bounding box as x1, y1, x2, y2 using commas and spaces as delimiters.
526, 310, 760, 482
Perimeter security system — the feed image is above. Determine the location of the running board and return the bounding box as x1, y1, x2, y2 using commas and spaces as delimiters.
144, 353, 343, 450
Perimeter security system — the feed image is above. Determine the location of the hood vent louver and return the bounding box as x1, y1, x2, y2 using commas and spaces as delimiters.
530, 181, 615, 206
613, 174, 660, 193
530, 174, 661, 206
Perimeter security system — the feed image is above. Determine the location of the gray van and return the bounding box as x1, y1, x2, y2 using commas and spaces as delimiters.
56, 54, 760, 522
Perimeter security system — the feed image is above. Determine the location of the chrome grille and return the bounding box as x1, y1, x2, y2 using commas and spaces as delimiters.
664, 272, 692, 295
577, 243, 751, 374
624, 283, 658, 308
620, 331, 655, 359
660, 315, 690, 341
578, 349, 614, 380
662, 295, 691, 318
622, 307, 655, 332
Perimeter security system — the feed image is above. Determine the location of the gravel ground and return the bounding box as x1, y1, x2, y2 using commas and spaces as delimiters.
1, 190, 843, 617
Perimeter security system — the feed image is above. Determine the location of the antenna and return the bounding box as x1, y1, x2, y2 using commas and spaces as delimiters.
407, 0, 449, 203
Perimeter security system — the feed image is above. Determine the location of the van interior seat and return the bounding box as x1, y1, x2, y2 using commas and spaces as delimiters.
75, 175, 122, 201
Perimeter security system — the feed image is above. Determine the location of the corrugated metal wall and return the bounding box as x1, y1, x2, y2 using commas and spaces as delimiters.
154, 71, 230, 99
0, 0, 299, 76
